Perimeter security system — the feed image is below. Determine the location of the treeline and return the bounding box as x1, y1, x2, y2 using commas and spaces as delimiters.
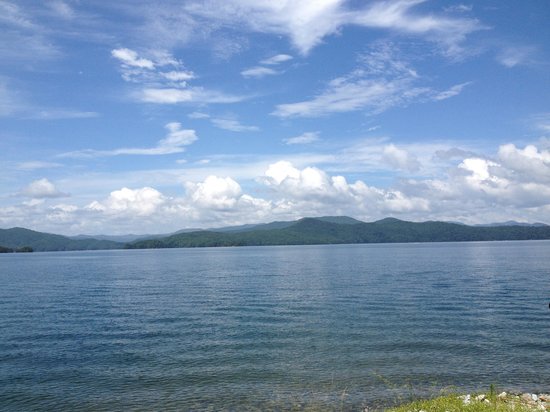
126, 217, 550, 249
0, 245, 33, 253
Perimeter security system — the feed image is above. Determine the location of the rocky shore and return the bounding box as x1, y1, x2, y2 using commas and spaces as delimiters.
386, 391, 550, 412
460, 392, 550, 410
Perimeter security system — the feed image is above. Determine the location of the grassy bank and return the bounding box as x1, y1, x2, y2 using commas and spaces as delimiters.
387, 389, 549, 412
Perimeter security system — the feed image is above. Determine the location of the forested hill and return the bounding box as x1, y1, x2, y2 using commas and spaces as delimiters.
0, 227, 123, 252
126, 217, 550, 249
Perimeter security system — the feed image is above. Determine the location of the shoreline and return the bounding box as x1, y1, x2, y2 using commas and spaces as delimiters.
387, 390, 549, 412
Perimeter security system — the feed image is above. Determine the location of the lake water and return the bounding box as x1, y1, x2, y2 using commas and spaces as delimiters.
1, 241, 549, 411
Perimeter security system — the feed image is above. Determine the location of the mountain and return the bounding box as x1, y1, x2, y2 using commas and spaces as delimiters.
0, 227, 123, 252
475, 221, 548, 227
126, 217, 550, 249
3, 217, 550, 252
70, 233, 164, 243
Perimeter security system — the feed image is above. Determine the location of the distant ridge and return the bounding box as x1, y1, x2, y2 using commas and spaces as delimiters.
126, 217, 550, 250
0, 227, 122, 252
2, 217, 550, 252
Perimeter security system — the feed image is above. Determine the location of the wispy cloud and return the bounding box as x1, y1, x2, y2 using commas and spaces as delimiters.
211, 118, 259, 132
284, 131, 320, 145
241, 53, 293, 78
16, 161, 63, 171
241, 66, 278, 78
112, 47, 244, 104
496, 45, 536, 68
260, 54, 293, 65
0, 0, 61, 61
60, 122, 197, 158
432, 82, 471, 101
182, 0, 481, 56
112, 48, 155, 69
23, 110, 100, 120
0, 76, 98, 120
188, 111, 258, 132
273, 42, 470, 118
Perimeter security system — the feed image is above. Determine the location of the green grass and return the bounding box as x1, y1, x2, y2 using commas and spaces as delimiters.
387, 392, 543, 412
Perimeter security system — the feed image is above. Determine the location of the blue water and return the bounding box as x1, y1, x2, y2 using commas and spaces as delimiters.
1, 241, 549, 411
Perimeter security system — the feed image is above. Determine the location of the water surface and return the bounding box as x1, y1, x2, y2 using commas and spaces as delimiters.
1, 241, 549, 410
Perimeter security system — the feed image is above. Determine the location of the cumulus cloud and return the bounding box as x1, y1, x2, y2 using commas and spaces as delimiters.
185, 176, 242, 209
273, 42, 469, 117
497, 144, 550, 183
87, 187, 165, 216
383, 144, 421, 172
20, 178, 68, 198
284, 131, 320, 145
262, 160, 430, 214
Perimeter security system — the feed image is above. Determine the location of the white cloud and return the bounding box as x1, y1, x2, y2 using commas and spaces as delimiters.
0, 76, 98, 119
211, 118, 259, 132
262, 160, 430, 214
0, 1, 60, 61
496, 46, 536, 68
432, 82, 471, 101
112, 48, 155, 69
61, 122, 197, 157
5, 142, 550, 234
273, 42, 468, 117
241, 53, 293, 78
241, 66, 278, 78
21, 178, 68, 199
186, 176, 242, 209
23, 110, 99, 120
112, 47, 242, 104
48, 1, 75, 19
183, 0, 481, 56
140, 87, 244, 104
497, 144, 550, 183
87, 187, 165, 216
383, 144, 421, 172
284, 131, 320, 145
16, 161, 62, 171
532, 113, 550, 133
162, 70, 194, 81
260, 54, 293, 65
188, 111, 210, 119
444, 4, 473, 13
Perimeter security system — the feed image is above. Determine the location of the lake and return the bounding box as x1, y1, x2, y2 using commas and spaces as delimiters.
1, 241, 549, 411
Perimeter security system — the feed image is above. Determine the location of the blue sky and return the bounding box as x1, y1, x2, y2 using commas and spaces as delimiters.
1, 0, 549, 235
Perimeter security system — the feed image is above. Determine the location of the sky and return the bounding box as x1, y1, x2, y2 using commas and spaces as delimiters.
1, 0, 550, 235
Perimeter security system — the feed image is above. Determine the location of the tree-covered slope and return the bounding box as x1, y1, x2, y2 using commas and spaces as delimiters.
126, 217, 550, 249
0, 227, 123, 252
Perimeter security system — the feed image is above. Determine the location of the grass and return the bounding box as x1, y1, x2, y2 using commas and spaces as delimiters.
387, 390, 544, 412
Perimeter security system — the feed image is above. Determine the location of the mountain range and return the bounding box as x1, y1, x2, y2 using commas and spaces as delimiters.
1, 217, 549, 252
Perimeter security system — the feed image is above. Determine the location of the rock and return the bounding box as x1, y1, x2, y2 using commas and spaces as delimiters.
532, 394, 539, 401
498, 392, 508, 399
475, 394, 486, 401
522, 393, 534, 403
460, 394, 471, 405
